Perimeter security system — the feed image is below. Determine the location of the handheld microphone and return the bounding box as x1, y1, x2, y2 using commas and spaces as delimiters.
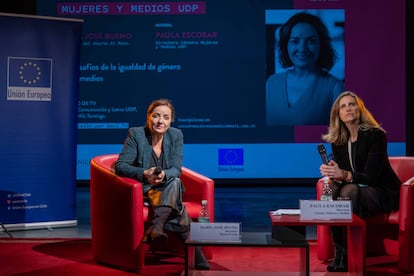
153, 166, 162, 175
317, 144, 329, 165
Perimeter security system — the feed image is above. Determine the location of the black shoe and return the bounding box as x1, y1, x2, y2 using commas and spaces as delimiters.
327, 262, 336, 272
334, 252, 347, 272
334, 265, 347, 272
326, 243, 346, 272
327, 261, 347, 272
327, 246, 343, 272
327, 251, 347, 272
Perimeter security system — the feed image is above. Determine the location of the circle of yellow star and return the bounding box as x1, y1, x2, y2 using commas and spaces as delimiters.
19, 61, 41, 85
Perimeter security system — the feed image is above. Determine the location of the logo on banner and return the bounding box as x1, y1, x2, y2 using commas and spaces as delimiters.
218, 148, 244, 166
7, 57, 53, 101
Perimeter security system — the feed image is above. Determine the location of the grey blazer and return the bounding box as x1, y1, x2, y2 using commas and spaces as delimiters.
115, 126, 183, 183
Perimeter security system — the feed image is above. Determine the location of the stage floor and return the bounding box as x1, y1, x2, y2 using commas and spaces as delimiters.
1, 186, 317, 240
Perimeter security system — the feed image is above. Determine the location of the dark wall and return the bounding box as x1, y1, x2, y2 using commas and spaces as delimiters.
0, 0, 36, 14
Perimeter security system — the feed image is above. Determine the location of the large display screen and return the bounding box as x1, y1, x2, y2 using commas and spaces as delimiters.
36, 0, 406, 181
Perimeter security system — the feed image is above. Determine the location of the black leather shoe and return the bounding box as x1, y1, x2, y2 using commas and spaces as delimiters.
327, 262, 336, 272
334, 252, 347, 272
327, 248, 342, 272
334, 265, 347, 272
327, 250, 347, 272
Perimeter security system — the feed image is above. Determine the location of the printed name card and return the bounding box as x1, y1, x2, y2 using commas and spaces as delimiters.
190, 222, 241, 242
299, 200, 352, 220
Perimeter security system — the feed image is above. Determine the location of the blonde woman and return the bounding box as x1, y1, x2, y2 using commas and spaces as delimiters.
319, 91, 401, 272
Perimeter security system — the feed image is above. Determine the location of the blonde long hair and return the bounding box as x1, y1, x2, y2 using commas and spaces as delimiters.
322, 91, 384, 145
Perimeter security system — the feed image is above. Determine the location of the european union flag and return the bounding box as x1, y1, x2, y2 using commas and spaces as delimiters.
8, 57, 52, 87
218, 148, 244, 166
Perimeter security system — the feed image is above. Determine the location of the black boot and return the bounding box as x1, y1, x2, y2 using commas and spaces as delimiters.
145, 207, 171, 242
334, 248, 347, 272
327, 226, 348, 272
327, 244, 343, 272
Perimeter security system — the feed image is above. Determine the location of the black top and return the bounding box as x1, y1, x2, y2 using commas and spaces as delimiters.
331, 128, 401, 213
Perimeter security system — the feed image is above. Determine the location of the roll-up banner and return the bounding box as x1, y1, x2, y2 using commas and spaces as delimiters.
0, 13, 83, 230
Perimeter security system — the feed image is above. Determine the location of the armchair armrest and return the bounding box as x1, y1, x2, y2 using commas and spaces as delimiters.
181, 167, 215, 222
90, 155, 145, 270
399, 176, 414, 225
398, 176, 414, 272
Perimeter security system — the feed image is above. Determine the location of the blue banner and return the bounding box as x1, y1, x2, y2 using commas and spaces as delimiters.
0, 14, 83, 229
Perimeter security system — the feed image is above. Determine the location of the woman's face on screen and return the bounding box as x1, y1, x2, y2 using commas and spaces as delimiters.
287, 22, 320, 69
148, 105, 172, 135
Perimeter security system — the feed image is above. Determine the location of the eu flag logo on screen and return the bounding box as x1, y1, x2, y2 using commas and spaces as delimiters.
218, 148, 244, 166
8, 57, 52, 88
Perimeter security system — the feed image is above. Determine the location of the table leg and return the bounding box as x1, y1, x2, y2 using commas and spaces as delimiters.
347, 223, 366, 275
298, 244, 310, 276
184, 244, 195, 276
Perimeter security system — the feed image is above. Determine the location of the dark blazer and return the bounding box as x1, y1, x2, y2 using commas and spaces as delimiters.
331, 128, 401, 213
115, 126, 183, 183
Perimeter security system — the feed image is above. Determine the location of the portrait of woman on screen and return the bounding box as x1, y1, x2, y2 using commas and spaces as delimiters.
266, 11, 344, 126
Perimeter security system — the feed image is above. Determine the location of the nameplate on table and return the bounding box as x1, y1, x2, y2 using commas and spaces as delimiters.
189, 222, 241, 242
299, 200, 352, 220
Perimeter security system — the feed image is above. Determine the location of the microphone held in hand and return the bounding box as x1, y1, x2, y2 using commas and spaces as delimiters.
317, 144, 329, 165
153, 166, 162, 175
318, 144, 333, 201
